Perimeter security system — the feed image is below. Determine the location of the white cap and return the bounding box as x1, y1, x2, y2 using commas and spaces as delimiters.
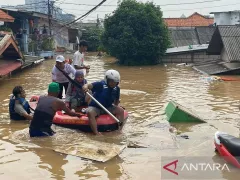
56, 55, 65, 62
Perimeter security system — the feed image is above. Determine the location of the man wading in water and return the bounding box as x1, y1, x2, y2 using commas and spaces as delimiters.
73, 40, 90, 76
29, 82, 80, 137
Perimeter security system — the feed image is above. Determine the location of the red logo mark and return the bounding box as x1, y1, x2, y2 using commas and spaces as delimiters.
163, 160, 178, 175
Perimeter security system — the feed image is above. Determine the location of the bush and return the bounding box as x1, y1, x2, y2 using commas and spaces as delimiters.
0, 26, 12, 32
101, 0, 170, 65
41, 36, 55, 51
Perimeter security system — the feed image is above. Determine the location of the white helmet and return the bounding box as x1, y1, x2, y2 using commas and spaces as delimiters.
104, 69, 120, 83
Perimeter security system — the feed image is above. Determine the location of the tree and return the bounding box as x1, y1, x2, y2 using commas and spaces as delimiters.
101, 0, 170, 65
81, 27, 103, 51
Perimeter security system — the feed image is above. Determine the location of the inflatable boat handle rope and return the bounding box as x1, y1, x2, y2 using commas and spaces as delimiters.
55, 65, 120, 124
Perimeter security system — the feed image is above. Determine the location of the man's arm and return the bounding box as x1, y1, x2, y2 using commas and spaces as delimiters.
65, 83, 72, 103
68, 64, 76, 76
74, 64, 90, 70
82, 83, 94, 92
52, 67, 56, 82
74, 65, 87, 69
55, 100, 80, 117
114, 87, 120, 106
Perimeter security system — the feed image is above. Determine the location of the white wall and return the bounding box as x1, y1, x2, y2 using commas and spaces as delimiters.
38, 19, 73, 50
230, 12, 240, 25
214, 12, 240, 25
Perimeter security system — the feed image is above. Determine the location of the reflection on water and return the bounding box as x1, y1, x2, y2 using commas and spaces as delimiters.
0, 53, 240, 179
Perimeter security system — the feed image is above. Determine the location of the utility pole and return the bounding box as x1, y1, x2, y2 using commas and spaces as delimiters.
48, 0, 52, 36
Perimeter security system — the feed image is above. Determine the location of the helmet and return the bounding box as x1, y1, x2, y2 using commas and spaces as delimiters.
104, 69, 120, 83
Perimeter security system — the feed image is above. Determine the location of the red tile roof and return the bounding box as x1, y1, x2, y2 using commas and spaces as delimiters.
0, 9, 14, 22
164, 12, 214, 27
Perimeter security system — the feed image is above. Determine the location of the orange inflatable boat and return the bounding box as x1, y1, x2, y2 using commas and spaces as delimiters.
29, 96, 129, 132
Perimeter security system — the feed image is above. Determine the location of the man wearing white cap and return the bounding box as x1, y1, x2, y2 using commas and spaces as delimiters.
52, 55, 76, 99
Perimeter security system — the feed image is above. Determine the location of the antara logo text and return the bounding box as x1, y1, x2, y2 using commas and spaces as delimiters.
163, 160, 230, 175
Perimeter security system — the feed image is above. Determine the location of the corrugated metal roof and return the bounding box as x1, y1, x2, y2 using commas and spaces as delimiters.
194, 63, 228, 75
169, 27, 216, 47
166, 44, 208, 54
195, 27, 216, 44
169, 29, 199, 47
218, 26, 240, 61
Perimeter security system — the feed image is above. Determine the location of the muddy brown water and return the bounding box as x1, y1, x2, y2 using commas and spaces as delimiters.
0, 53, 240, 179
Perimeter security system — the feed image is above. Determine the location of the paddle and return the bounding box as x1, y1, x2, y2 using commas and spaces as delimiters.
85, 92, 120, 123
55, 66, 121, 124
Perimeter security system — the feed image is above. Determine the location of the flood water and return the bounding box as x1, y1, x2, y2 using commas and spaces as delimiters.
0, 53, 240, 179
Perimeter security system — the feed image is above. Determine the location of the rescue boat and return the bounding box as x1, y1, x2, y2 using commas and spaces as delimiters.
29, 95, 129, 132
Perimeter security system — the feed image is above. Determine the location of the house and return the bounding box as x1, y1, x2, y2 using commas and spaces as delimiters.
0, 10, 23, 77
2, 0, 75, 22
1, 8, 77, 56
0, 34, 23, 77
164, 12, 214, 28
210, 11, 240, 25
193, 25, 240, 75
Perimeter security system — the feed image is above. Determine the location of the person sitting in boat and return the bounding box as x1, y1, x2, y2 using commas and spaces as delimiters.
29, 82, 80, 137
52, 55, 76, 99
82, 69, 126, 135
65, 70, 90, 110
9, 86, 33, 120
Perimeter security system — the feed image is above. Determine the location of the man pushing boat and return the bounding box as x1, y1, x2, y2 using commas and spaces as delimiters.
29, 82, 80, 137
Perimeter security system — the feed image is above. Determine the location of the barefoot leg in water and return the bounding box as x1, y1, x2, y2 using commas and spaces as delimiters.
87, 107, 101, 135
112, 106, 125, 130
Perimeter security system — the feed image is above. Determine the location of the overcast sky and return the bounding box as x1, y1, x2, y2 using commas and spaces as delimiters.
1, 0, 240, 21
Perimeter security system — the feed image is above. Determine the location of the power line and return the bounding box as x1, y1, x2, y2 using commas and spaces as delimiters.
55, 0, 221, 7
50, 0, 107, 36
164, 2, 240, 12
64, 0, 107, 26
59, 1, 240, 14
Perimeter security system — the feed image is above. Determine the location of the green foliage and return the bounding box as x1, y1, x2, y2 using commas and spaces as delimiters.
28, 40, 38, 52
81, 27, 103, 51
0, 26, 12, 32
101, 0, 170, 65
41, 36, 55, 51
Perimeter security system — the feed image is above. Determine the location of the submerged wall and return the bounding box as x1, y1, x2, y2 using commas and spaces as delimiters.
161, 51, 220, 64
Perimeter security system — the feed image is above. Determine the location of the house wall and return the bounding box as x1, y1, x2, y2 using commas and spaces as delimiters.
220, 48, 229, 61
162, 51, 220, 63
214, 12, 240, 25
38, 18, 73, 50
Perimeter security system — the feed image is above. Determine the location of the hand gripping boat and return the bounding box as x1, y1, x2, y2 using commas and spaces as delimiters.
29, 95, 129, 132
214, 131, 240, 168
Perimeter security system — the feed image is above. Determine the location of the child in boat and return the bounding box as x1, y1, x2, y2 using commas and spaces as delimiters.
82, 69, 126, 135
65, 70, 90, 110
9, 86, 33, 120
